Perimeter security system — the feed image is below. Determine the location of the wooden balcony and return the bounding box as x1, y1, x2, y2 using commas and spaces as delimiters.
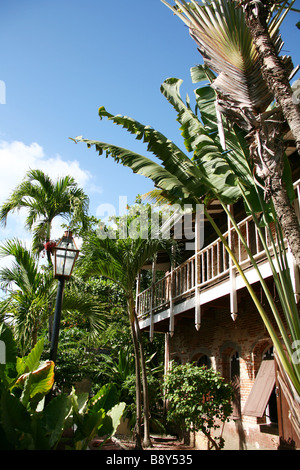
137, 180, 300, 339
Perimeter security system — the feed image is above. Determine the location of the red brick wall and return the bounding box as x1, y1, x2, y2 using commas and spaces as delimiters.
167, 286, 285, 450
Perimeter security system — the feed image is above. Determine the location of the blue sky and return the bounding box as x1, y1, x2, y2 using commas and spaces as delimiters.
0, 0, 300, 245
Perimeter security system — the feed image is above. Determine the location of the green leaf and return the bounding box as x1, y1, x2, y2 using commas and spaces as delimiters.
73, 407, 106, 446
42, 393, 72, 448
88, 383, 120, 413
190, 64, 216, 84
15, 360, 55, 406
0, 324, 17, 388
16, 338, 44, 376
0, 390, 32, 448
108, 402, 126, 434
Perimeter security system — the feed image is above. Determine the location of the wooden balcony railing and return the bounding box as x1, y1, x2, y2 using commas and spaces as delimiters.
137, 180, 300, 331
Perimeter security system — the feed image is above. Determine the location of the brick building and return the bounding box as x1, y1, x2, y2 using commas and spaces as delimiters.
137, 167, 300, 450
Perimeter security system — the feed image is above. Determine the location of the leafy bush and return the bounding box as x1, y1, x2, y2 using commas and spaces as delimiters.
163, 362, 233, 450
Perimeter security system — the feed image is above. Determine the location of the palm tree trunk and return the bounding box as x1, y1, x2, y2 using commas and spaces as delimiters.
241, 0, 300, 155
31, 326, 38, 350
269, 176, 300, 264
134, 308, 152, 448
247, 111, 300, 266
128, 296, 143, 450
241, 1, 300, 264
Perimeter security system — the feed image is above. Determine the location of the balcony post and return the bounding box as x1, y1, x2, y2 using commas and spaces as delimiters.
169, 246, 175, 336
228, 205, 238, 320
195, 208, 201, 330
135, 272, 141, 316
149, 255, 157, 341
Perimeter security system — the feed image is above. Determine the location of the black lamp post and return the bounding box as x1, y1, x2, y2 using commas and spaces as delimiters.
50, 230, 79, 363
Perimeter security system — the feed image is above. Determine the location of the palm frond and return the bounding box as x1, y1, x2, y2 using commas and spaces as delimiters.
161, 0, 293, 129
62, 287, 108, 337
79, 225, 175, 295
0, 169, 90, 254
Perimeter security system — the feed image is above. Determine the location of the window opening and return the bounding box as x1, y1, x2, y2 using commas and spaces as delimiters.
197, 354, 211, 369
230, 351, 240, 418
262, 347, 277, 425
230, 351, 240, 381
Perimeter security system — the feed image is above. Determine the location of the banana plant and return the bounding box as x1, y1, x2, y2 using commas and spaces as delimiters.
160, 66, 300, 384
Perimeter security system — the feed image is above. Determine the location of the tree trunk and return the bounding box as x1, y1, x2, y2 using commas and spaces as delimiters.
269, 177, 300, 265
247, 110, 300, 266
134, 309, 152, 448
128, 297, 143, 450
31, 325, 38, 350
241, 0, 300, 155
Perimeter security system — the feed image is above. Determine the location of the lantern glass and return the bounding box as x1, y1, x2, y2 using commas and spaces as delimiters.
54, 231, 79, 279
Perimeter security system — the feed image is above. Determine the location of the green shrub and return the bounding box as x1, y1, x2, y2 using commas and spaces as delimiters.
163, 362, 233, 450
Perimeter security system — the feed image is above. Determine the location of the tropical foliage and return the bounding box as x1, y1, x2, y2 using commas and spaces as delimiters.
0, 238, 107, 356
74, 61, 300, 409
0, 239, 56, 354
0, 169, 148, 448
0, 324, 125, 450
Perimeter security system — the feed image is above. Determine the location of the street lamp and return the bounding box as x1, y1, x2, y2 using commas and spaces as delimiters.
50, 230, 79, 363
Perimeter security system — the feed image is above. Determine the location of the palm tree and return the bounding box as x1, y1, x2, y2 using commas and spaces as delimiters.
79, 220, 174, 449
0, 239, 107, 355
161, 0, 300, 266
0, 169, 89, 262
0, 238, 55, 353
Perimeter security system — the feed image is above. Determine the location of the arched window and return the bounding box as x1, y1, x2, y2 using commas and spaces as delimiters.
230, 351, 240, 382
197, 354, 211, 369
172, 355, 181, 365
220, 343, 241, 418
230, 351, 241, 418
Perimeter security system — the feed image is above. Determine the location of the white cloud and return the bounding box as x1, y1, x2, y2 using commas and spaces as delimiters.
0, 140, 92, 205
40, 154, 92, 189
0, 139, 96, 245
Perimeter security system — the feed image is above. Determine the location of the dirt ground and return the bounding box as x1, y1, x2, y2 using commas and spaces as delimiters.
89, 434, 195, 451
